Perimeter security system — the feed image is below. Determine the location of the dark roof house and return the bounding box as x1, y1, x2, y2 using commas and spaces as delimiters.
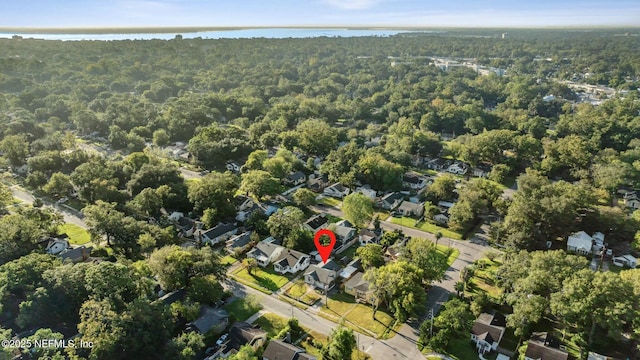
304, 214, 329, 232
524, 332, 569, 360
263, 339, 317, 360
223, 322, 267, 355
188, 307, 228, 335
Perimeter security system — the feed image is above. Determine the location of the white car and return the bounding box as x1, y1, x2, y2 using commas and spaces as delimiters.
57, 197, 69, 204
216, 333, 228, 346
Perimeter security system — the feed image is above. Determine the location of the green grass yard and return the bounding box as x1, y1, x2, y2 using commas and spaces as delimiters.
390, 216, 463, 240
320, 293, 399, 339
318, 196, 341, 208
59, 223, 91, 245
220, 255, 237, 266
253, 313, 289, 338
231, 266, 291, 293
223, 295, 262, 322
468, 258, 502, 299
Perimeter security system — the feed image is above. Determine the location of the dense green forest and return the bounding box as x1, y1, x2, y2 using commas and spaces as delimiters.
0, 29, 639, 359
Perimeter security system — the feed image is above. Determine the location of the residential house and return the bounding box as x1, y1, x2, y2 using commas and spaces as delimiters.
358, 228, 381, 246
334, 220, 357, 243
447, 162, 468, 175
385, 245, 402, 261
284, 171, 306, 186
199, 223, 238, 245
472, 163, 492, 178
364, 136, 381, 148
344, 272, 374, 305
226, 161, 241, 173
612, 254, 637, 268
402, 173, 428, 190
263, 339, 317, 360
45, 237, 70, 255
273, 249, 311, 275
380, 192, 404, 210
433, 213, 449, 224
470, 312, 506, 354
217, 322, 267, 358
247, 242, 285, 267
437, 201, 455, 212
323, 183, 350, 199
524, 332, 568, 360
355, 186, 377, 200
158, 289, 186, 306
226, 232, 253, 254
339, 259, 361, 281
187, 307, 229, 335
398, 201, 424, 218
623, 191, 640, 210
169, 212, 197, 238
308, 174, 329, 193
235, 195, 255, 212
304, 214, 329, 233
305, 260, 341, 290
425, 158, 450, 171
58, 246, 93, 263
566, 231, 593, 255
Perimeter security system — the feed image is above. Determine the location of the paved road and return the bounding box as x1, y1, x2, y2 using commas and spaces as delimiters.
9, 185, 88, 230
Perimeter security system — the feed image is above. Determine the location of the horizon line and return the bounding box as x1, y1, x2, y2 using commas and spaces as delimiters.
1, 25, 639, 34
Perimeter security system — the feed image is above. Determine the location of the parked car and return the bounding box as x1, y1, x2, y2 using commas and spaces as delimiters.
216, 333, 228, 346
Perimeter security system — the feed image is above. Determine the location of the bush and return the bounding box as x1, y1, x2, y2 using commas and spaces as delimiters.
485, 250, 499, 262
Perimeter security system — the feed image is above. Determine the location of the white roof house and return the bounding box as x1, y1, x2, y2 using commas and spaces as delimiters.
613, 255, 637, 268
567, 231, 593, 255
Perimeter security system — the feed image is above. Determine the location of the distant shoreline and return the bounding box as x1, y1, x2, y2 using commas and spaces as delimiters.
0, 25, 637, 34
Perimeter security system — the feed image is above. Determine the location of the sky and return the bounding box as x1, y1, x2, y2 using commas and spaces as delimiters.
2, 0, 639, 28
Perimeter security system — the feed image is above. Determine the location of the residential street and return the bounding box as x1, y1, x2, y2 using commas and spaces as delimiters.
9, 185, 89, 230
225, 279, 424, 360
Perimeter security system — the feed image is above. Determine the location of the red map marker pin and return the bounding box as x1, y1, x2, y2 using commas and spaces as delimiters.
314, 229, 336, 264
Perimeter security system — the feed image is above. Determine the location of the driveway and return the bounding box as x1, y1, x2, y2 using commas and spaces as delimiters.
9, 185, 88, 230
179, 167, 204, 181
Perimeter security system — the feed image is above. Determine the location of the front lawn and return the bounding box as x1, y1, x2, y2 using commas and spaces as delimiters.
223, 295, 262, 322
253, 313, 289, 338
423, 335, 488, 360
59, 223, 91, 245
220, 255, 237, 266
468, 258, 502, 299
231, 266, 291, 293
285, 280, 321, 305
318, 196, 341, 208
390, 216, 463, 240
320, 293, 399, 339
